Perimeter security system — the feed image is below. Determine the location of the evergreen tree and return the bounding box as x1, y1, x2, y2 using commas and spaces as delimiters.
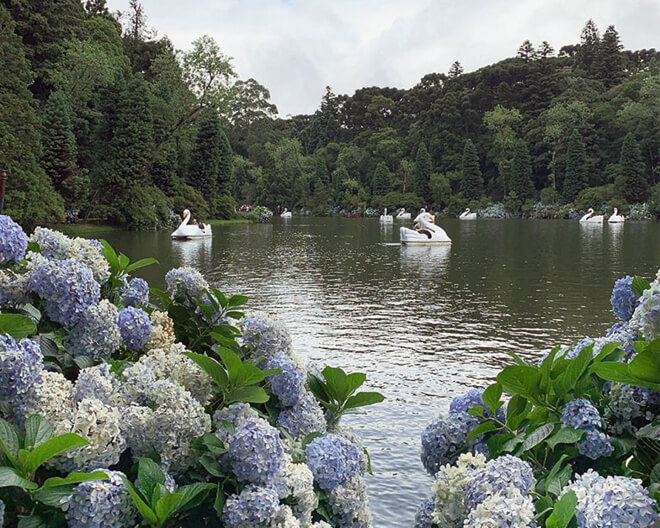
594, 25, 624, 87
448, 61, 463, 78
459, 139, 483, 201
517, 40, 536, 62
538, 41, 554, 59
217, 126, 233, 195
563, 129, 588, 201
314, 155, 329, 185
188, 109, 222, 205
372, 162, 391, 196
0, 6, 63, 226
616, 132, 650, 203
41, 91, 78, 190
151, 139, 179, 195
332, 164, 349, 202
509, 140, 535, 201
414, 143, 432, 203
578, 19, 600, 74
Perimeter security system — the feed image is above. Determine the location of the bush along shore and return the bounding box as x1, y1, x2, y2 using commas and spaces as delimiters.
414, 272, 660, 527
0, 214, 384, 527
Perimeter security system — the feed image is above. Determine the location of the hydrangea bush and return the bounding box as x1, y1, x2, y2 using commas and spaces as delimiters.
0, 219, 383, 528
415, 270, 660, 527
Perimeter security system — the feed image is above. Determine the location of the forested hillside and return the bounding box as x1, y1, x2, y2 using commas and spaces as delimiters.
1, 1, 658, 228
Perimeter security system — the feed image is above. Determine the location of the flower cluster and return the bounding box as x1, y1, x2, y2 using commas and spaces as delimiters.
629, 269, 660, 341
228, 417, 286, 485
65, 300, 122, 360
0, 335, 43, 403
165, 266, 209, 300
561, 399, 613, 459
0, 215, 28, 263
118, 306, 152, 350
610, 275, 639, 321
121, 277, 149, 307
242, 313, 292, 358
222, 485, 280, 528
605, 383, 660, 435
305, 434, 362, 491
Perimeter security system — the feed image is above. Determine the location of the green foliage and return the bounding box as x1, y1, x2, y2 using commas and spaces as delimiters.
414, 143, 432, 204
100, 239, 158, 290
41, 91, 78, 197
616, 132, 650, 203
563, 129, 588, 202
0, 313, 37, 339
308, 366, 385, 425
371, 161, 392, 197
509, 140, 535, 202
459, 139, 483, 201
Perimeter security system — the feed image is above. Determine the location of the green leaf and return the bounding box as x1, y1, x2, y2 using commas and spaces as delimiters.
72, 355, 95, 370
184, 352, 229, 390
138, 458, 166, 504
123, 477, 158, 525
486, 432, 515, 457
23, 434, 89, 475
41, 470, 108, 489
467, 406, 484, 417
100, 239, 120, 272
482, 383, 503, 414
497, 365, 541, 401
556, 346, 593, 397
174, 482, 215, 512
214, 484, 226, 517
201, 433, 227, 455
0, 313, 37, 339
506, 350, 529, 365
38, 335, 60, 358
228, 295, 248, 307
33, 485, 77, 508
631, 276, 651, 296
344, 391, 385, 410
118, 253, 130, 271
155, 493, 181, 524
628, 346, 660, 383
217, 348, 243, 382
520, 423, 554, 451
23, 415, 54, 450
150, 288, 172, 307
232, 362, 268, 388
308, 375, 331, 405
321, 366, 349, 402
0, 418, 20, 464
546, 426, 584, 449
0, 466, 37, 489
636, 422, 660, 441
546, 464, 573, 497
505, 395, 528, 430
466, 420, 501, 442
546, 490, 577, 528
126, 257, 159, 273
344, 372, 368, 399
200, 455, 226, 477
226, 386, 269, 404
17, 515, 47, 528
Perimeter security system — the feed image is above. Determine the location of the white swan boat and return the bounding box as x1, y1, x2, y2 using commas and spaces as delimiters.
380, 208, 394, 223
400, 210, 451, 244
171, 209, 212, 240
281, 208, 292, 218
579, 208, 604, 224
459, 208, 477, 220
608, 208, 625, 223
396, 208, 411, 220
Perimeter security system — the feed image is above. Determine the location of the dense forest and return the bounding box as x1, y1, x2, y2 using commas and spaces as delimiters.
1, 0, 659, 228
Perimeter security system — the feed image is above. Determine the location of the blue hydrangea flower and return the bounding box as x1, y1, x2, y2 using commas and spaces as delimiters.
578, 430, 614, 459
450, 389, 505, 421
213, 402, 259, 442
630, 273, 660, 341
222, 485, 279, 528
413, 497, 435, 528
65, 300, 122, 360
228, 418, 286, 485
88, 239, 104, 251
118, 307, 152, 351
277, 390, 327, 439
610, 276, 639, 321
0, 215, 28, 263
165, 267, 209, 300
606, 383, 660, 435
420, 411, 481, 475
265, 352, 305, 407
29, 258, 100, 326
566, 337, 594, 359
305, 434, 362, 491
561, 399, 603, 431
242, 313, 292, 358
63, 470, 137, 528
564, 470, 658, 528
73, 364, 117, 405
0, 335, 43, 401
121, 277, 149, 307
327, 475, 372, 528
464, 455, 535, 512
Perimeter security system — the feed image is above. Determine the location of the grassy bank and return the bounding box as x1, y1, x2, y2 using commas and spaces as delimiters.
207, 218, 251, 225
53, 224, 124, 236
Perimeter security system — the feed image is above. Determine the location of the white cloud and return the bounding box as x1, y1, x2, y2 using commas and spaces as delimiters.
107, 0, 660, 116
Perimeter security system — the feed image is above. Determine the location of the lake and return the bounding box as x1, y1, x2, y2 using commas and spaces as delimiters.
100, 217, 660, 527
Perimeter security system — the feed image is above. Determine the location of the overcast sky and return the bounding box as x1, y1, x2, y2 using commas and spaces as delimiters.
106, 0, 660, 116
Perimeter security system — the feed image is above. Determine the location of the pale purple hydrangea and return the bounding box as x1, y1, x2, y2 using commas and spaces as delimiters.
73, 364, 117, 405
450, 389, 505, 421
63, 470, 137, 528
266, 352, 306, 407
630, 274, 660, 341
242, 313, 292, 358
228, 418, 286, 485
464, 455, 535, 512
0, 269, 30, 307
0, 215, 28, 263
561, 399, 603, 431
564, 470, 658, 528
577, 430, 614, 459
277, 390, 327, 439
165, 267, 209, 300
118, 307, 152, 351
0, 335, 43, 401
605, 383, 660, 435
610, 276, 639, 321
222, 485, 280, 528
420, 411, 481, 475
305, 434, 362, 491
566, 337, 594, 359
29, 258, 100, 326
65, 300, 122, 360
213, 402, 260, 442
464, 487, 536, 528
413, 497, 435, 528
327, 475, 372, 528
121, 277, 149, 307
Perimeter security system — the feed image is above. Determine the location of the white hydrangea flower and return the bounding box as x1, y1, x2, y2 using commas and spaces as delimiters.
277, 461, 318, 525
629, 268, 660, 341
464, 488, 536, 528
327, 476, 372, 528
269, 505, 301, 528
73, 364, 118, 405
432, 452, 487, 527
21, 371, 74, 430
146, 310, 176, 350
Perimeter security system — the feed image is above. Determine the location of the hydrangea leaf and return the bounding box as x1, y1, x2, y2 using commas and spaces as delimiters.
23, 415, 54, 450
0, 314, 37, 339
0, 467, 38, 490
545, 490, 577, 528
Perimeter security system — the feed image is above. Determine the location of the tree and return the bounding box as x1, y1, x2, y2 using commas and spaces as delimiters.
188, 109, 223, 204
578, 19, 600, 73
459, 140, 483, 200
41, 91, 78, 194
616, 133, 650, 203
372, 162, 392, 197
538, 41, 554, 59
483, 105, 522, 196
509, 140, 535, 202
563, 129, 588, 201
594, 25, 624, 87
448, 61, 463, 78
217, 126, 233, 196
229, 78, 278, 127
517, 40, 536, 62
414, 143, 432, 203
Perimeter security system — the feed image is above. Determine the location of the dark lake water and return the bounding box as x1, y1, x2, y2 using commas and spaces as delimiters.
100, 217, 660, 527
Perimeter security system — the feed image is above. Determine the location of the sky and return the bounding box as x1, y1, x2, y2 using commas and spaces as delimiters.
106, 0, 660, 117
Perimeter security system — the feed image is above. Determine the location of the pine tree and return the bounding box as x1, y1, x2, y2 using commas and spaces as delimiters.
448, 61, 463, 78
414, 143, 432, 203
315, 155, 329, 186
538, 41, 554, 59
459, 139, 483, 201
563, 129, 588, 201
0, 6, 63, 226
152, 139, 179, 195
372, 162, 391, 196
217, 126, 233, 196
578, 19, 600, 74
616, 133, 650, 203
188, 109, 222, 205
517, 40, 536, 62
509, 140, 535, 202
594, 25, 624, 87
42, 91, 78, 190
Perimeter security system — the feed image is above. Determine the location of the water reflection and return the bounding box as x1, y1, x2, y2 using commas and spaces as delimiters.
170, 237, 213, 268
399, 244, 451, 276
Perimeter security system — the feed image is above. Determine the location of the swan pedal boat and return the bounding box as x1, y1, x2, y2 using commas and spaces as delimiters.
579, 208, 604, 224
281, 208, 292, 218
608, 208, 625, 223
400, 211, 451, 244
171, 209, 212, 240
380, 208, 394, 223
395, 208, 411, 220
459, 208, 477, 220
